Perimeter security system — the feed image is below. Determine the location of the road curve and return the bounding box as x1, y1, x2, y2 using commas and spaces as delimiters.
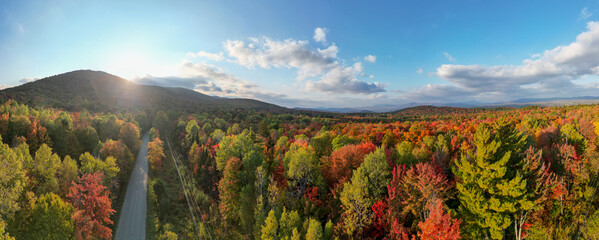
114, 134, 149, 240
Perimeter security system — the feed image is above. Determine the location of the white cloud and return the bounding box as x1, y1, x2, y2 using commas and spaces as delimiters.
0, 84, 10, 90
134, 60, 286, 101
19, 77, 39, 84
580, 7, 593, 20
416, 67, 423, 74
314, 27, 327, 43
443, 52, 456, 62
305, 62, 385, 94
224, 35, 384, 94
187, 51, 224, 61
364, 55, 377, 63
408, 21, 599, 103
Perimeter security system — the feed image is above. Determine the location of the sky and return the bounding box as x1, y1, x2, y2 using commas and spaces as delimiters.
2, 0, 599, 108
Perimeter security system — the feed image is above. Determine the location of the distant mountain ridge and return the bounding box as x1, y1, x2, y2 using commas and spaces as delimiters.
0, 70, 293, 113
3, 70, 598, 114
301, 97, 599, 113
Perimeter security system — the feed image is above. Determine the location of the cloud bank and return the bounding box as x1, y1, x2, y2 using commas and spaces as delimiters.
223, 31, 385, 94
134, 61, 286, 101
403, 21, 599, 103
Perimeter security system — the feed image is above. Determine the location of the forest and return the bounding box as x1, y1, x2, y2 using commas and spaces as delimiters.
0, 98, 599, 240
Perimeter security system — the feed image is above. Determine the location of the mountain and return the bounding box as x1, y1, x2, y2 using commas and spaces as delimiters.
301, 97, 599, 113
0, 70, 293, 113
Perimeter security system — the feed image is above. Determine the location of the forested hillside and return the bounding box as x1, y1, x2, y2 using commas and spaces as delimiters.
0, 70, 292, 113
0, 100, 144, 239
1, 94, 599, 240
144, 104, 599, 239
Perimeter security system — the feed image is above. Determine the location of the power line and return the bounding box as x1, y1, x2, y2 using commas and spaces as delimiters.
166, 135, 215, 240
164, 131, 203, 240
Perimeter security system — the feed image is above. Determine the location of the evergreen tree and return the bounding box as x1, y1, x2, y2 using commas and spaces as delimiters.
453, 122, 530, 239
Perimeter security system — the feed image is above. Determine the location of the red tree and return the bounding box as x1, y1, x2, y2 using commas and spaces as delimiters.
67, 172, 115, 240
324, 143, 375, 188
417, 199, 461, 240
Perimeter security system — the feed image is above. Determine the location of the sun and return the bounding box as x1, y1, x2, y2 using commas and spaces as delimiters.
103, 47, 177, 80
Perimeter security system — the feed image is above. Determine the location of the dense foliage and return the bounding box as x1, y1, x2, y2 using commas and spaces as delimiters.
0, 100, 142, 239
148, 103, 599, 240
2, 95, 599, 239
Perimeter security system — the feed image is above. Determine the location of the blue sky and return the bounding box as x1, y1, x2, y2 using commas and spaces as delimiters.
2, 0, 599, 108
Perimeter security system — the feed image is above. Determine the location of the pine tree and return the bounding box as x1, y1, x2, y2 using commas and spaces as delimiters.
453, 122, 530, 239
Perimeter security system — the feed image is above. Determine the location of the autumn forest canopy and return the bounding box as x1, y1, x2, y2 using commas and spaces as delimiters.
0, 69, 598, 240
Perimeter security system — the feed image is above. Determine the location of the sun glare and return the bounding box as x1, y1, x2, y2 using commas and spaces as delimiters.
105, 49, 176, 80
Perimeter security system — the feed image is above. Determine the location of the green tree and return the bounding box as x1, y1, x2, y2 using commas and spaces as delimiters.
95, 114, 119, 141
324, 220, 334, 240
219, 157, 242, 228
279, 208, 301, 240
31, 143, 61, 195
73, 126, 100, 156
453, 123, 529, 240
0, 219, 14, 240
79, 152, 119, 187
340, 147, 390, 237
134, 112, 151, 133
23, 193, 74, 239
153, 111, 169, 134
396, 141, 417, 165
340, 166, 372, 237
332, 135, 359, 150
291, 228, 300, 240
306, 218, 323, 240
57, 155, 79, 197
284, 143, 321, 198
47, 112, 72, 157
358, 147, 391, 198
311, 131, 332, 158
261, 209, 278, 240
0, 137, 26, 219
215, 130, 261, 171
185, 119, 200, 146
119, 122, 141, 153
